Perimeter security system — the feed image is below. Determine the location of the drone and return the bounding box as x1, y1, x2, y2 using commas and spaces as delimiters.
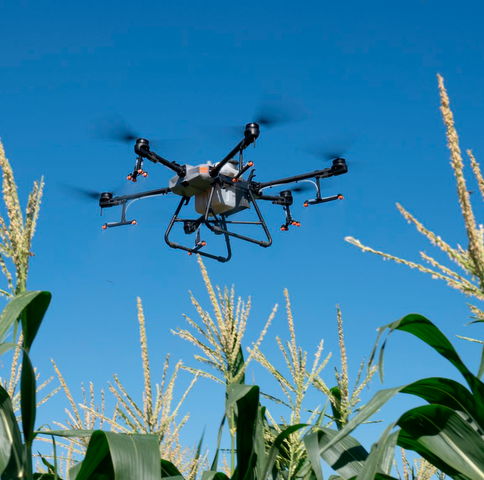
95, 121, 348, 263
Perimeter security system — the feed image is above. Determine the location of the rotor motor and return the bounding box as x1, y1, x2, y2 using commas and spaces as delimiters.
134, 138, 150, 154
244, 122, 260, 141
99, 192, 113, 207
331, 157, 347, 173
279, 190, 294, 206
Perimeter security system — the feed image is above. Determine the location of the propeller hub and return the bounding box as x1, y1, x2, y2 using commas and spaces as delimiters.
331, 157, 347, 173
134, 138, 150, 154
279, 190, 294, 205
244, 123, 260, 141
99, 192, 113, 207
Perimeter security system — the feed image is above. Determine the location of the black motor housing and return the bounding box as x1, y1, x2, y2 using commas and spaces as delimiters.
99, 192, 113, 207
331, 157, 348, 174
244, 122, 260, 141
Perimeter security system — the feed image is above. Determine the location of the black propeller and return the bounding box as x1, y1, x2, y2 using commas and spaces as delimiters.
62, 184, 119, 203
306, 146, 348, 162
92, 116, 140, 143
254, 95, 306, 127
61, 185, 101, 201
254, 103, 298, 128
92, 116, 192, 157
211, 99, 305, 140
304, 134, 356, 166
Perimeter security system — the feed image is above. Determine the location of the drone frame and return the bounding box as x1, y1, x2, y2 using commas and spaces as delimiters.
99, 122, 348, 262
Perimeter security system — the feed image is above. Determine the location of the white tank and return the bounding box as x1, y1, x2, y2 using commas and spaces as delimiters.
195, 161, 248, 215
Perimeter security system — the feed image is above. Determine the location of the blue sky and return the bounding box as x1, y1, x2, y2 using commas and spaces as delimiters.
1, 0, 483, 463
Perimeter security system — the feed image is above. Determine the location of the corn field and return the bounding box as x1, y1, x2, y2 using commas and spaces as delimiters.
0, 75, 482, 479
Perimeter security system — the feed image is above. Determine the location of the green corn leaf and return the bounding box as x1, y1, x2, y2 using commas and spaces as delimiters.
66, 462, 82, 479
397, 405, 484, 480
232, 346, 245, 384
304, 431, 324, 480
0, 291, 49, 343
375, 314, 484, 403
329, 387, 343, 431
0, 384, 23, 478
71, 431, 111, 479
39, 453, 57, 475
74, 431, 161, 480
317, 386, 404, 457
253, 406, 266, 480
201, 472, 230, 480
20, 350, 36, 445
377, 430, 399, 476
477, 345, 484, 380
310, 427, 368, 479
210, 414, 226, 471
316, 376, 484, 473
160, 459, 184, 480
21, 291, 51, 352
260, 423, 308, 480
0, 343, 16, 356
226, 384, 260, 480
355, 423, 399, 480
397, 430, 469, 480
400, 377, 482, 427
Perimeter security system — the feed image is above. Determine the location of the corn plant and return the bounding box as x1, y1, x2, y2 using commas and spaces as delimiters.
251, 289, 331, 479
304, 77, 484, 480
306, 314, 484, 480
345, 75, 483, 327
172, 255, 277, 474
0, 142, 43, 297
47, 297, 202, 479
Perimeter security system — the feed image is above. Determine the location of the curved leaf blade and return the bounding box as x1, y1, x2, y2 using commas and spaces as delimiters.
401, 377, 482, 427
376, 314, 484, 403
74, 431, 161, 480
311, 427, 368, 479
355, 423, 399, 480
0, 291, 49, 343
20, 350, 36, 444
398, 405, 484, 480
0, 385, 23, 477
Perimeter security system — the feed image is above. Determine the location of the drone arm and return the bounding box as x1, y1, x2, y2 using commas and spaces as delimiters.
256, 194, 287, 203
209, 139, 246, 178
99, 187, 170, 208
210, 123, 260, 178
135, 140, 186, 177
254, 158, 347, 191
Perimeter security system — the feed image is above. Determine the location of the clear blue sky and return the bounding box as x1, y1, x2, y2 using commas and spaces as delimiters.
1, 0, 483, 461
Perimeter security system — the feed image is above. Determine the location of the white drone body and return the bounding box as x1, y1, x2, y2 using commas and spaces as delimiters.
168, 161, 250, 215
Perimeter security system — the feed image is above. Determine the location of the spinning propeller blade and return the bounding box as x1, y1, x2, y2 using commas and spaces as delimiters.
210, 99, 305, 139
62, 184, 118, 203
304, 134, 355, 164
92, 115, 190, 152
306, 146, 348, 162
93, 116, 140, 143
62, 185, 99, 200
254, 99, 305, 128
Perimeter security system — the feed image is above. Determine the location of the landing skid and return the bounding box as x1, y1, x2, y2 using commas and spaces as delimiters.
164, 186, 272, 263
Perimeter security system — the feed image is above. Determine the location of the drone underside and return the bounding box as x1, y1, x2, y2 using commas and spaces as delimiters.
98, 122, 348, 262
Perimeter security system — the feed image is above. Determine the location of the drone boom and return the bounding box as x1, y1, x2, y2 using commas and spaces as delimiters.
255, 157, 347, 191
134, 138, 186, 177
209, 122, 260, 178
